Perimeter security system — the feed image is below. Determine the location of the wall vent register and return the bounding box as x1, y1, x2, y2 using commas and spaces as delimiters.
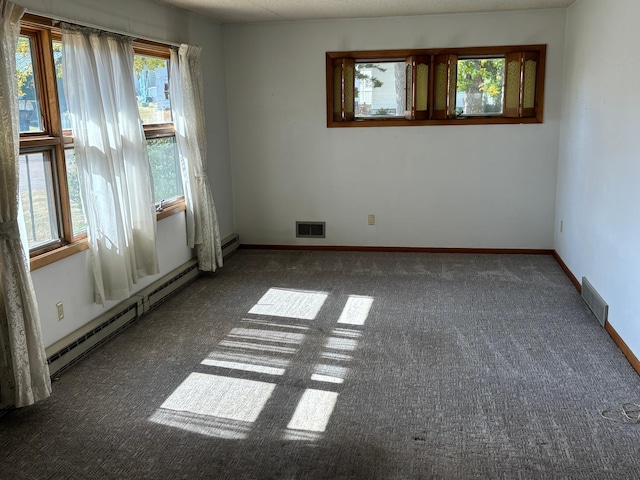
581, 277, 609, 327
296, 222, 326, 238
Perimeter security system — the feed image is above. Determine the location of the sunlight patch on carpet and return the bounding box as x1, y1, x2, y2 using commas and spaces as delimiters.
159, 373, 275, 422
311, 364, 349, 384
249, 288, 328, 320
287, 389, 338, 432
218, 339, 298, 355
338, 295, 374, 325
203, 350, 290, 370
201, 358, 286, 376
226, 327, 306, 345
324, 336, 358, 352
149, 409, 253, 440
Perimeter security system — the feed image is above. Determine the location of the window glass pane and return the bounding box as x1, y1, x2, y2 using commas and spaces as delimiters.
134, 55, 171, 124
19, 151, 59, 248
64, 149, 87, 236
355, 61, 405, 118
147, 137, 183, 204
52, 40, 71, 131
16, 36, 44, 133
456, 58, 505, 115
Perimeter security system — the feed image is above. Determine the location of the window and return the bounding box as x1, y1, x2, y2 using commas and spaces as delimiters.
18, 14, 184, 269
133, 49, 184, 212
147, 137, 183, 204
19, 150, 59, 248
135, 54, 171, 124
64, 149, 87, 236
456, 57, 505, 115
355, 61, 405, 118
51, 40, 70, 130
327, 45, 546, 127
16, 36, 44, 133
16, 24, 72, 259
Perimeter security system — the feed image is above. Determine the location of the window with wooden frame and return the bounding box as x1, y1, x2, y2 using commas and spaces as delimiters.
17, 21, 78, 267
18, 14, 184, 270
327, 45, 546, 127
133, 45, 184, 218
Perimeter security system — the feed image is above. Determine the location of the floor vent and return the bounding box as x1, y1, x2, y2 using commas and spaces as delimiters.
46, 259, 200, 378
581, 277, 609, 327
296, 221, 326, 238
222, 234, 240, 258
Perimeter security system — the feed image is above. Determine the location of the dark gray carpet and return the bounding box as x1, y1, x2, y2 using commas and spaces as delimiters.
1, 250, 639, 479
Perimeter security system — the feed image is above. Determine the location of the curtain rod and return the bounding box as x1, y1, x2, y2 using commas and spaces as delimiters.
25, 9, 181, 47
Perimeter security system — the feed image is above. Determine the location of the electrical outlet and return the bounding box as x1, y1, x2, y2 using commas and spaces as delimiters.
56, 302, 64, 321
368, 214, 375, 226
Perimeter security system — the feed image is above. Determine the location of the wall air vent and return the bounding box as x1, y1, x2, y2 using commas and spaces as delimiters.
581, 277, 609, 327
296, 221, 326, 238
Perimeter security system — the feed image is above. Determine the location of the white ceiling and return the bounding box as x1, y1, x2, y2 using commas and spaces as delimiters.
153, 0, 575, 24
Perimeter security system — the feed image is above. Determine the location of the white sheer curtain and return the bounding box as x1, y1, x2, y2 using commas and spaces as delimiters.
170, 45, 223, 271
0, 0, 52, 408
62, 26, 158, 305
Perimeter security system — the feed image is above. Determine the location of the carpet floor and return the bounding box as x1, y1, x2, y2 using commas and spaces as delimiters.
1, 250, 639, 479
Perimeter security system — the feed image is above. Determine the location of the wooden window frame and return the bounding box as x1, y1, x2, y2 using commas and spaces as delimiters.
134, 45, 185, 215
18, 23, 76, 264
326, 44, 546, 128
19, 14, 185, 271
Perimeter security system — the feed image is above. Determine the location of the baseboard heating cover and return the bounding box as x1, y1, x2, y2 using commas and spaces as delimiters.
222, 233, 240, 258
46, 259, 200, 378
581, 277, 609, 327
144, 260, 200, 312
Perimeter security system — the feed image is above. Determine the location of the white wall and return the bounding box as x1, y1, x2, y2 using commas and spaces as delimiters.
33, 214, 193, 347
556, 0, 640, 358
18, 0, 233, 347
224, 10, 566, 248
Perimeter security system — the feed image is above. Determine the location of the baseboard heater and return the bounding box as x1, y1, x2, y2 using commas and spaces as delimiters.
222, 233, 240, 258
144, 260, 201, 312
46, 259, 200, 378
45, 234, 240, 378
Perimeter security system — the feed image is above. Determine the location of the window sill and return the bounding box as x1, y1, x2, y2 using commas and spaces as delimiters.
29, 203, 187, 271
328, 116, 542, 128
30, 240, 89, 271
157, 201, 186, 220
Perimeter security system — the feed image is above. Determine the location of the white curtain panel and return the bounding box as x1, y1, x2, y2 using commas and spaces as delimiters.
0, 0, 52, 408
170, 45, 223, 271
62, 26, 159, 305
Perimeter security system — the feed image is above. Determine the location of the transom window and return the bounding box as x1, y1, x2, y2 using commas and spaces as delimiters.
456, 57, 505, 116
355, 61, 405, 118
327, 45, 545, 127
